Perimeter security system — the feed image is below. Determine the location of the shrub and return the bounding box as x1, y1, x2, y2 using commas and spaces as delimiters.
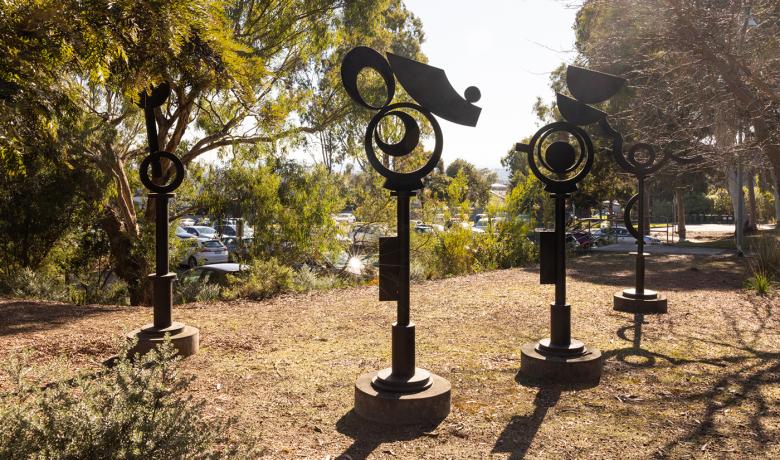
0, 341, 243, 459
293, 264, 350, 292
0, 267, 69, 302
747, 234, 780, 280
745, 271, 771, 296
223, 257, 293, 300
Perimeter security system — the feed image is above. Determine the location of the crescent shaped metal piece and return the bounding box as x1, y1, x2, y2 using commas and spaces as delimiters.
364, 102, 442, 192
623, 194, 641, 241
556, 93, 607, 126
374, 111, 420, 157
341, 46, 395, 110
566, 66, 626, 104
137, 82, 171, 109
386, 52, 481, 127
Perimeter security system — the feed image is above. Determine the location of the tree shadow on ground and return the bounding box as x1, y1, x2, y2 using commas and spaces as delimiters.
334, 410, 442, 460
603, 302, 780, 457
564, 254, 745, 292
652, 300, 780, 457
0, 300, 124, 337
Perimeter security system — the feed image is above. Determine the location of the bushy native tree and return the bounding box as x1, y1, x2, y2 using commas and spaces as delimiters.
0, 0, 425, 304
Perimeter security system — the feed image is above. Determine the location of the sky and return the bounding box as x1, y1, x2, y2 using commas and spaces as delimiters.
401, 0, 580, 170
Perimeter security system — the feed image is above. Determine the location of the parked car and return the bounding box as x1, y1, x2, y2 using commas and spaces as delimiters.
602, 226, 634, 243
222, 236, 253, 260
643, 235, 663, 245
333, 212, 357, 224
183, 225, 218, 239
179, 218, 196, 227
350, 223, 389, 246
180, 239, 229, 268
179, 263, 249, 286
176, 226, 196, 239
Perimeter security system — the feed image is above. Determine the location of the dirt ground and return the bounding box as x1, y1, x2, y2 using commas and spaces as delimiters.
2, 253, 779, 459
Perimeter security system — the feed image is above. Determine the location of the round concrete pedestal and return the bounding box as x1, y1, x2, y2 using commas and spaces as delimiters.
354, 370, 450, 425
127, 322, 199, 358
519, 341, 602, 385
613, 289, 667, 314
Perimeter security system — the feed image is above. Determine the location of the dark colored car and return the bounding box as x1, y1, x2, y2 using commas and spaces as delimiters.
179, 263, 248, 286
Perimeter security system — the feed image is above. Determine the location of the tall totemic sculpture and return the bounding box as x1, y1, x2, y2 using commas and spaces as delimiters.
516, 68, 623, 385
127, 83, 200, 357
341, 46, 481, 424
557, 66, 700, 316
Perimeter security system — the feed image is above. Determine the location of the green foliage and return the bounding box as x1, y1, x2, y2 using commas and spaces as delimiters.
744, 272, 771, 296
0, 341, 244, 459
445, 159, 495, 208
223, 258, 294, 301
0, 268, 69, 302
747, 234, 780, 280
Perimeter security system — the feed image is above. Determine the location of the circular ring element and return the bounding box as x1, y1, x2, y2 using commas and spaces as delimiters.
140, 151, 185, 193
365, 102, 442, 191
525, 121, 594, 194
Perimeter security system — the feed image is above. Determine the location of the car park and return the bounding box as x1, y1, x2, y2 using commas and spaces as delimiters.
180, 239, 229, 268
183, 225, 218, 239
176, 226, 196, 239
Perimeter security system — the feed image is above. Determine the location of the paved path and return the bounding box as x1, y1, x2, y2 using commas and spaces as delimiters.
592, 242, 730, 256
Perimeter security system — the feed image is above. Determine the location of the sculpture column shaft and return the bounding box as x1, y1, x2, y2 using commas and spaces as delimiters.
636, 176, 645, 293
391, 191, 415, 378
550, 193, 571, 347
554, 194, 566, 306
152, 192, 173, 329
396, 192, 411, 326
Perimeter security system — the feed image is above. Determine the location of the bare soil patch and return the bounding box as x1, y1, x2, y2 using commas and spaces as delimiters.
2, 253, 778, 459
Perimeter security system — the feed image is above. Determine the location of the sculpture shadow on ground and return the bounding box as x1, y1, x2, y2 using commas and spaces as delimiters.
492, 387, 561, 459
334, 410, 442, 460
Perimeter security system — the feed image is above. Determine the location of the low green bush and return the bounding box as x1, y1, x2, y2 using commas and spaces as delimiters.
0, 268, 69, 302
745, 272, 771, 296
223, 257, 294, 300
0, 341, 248, 459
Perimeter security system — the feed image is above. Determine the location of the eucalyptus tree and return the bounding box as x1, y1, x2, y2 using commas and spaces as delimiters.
1, 0, 423, 304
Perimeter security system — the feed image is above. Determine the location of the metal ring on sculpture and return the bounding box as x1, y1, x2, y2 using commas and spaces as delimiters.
626, 142, 668, 176
364, 102, 442, 192
525, 121, 594, 194
140, 151, 185, 193
341, 46, 396, 110
623, 193, 641, 240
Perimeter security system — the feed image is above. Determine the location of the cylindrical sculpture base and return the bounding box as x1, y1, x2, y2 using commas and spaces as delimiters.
520, 341, 602, 385
354, 370, 450, 425
613, 289, 667, 314
126, 322, 200, 358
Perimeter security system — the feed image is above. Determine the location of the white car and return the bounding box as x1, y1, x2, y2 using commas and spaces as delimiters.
334, 212, 357, 224
183, 225, 218, 239
180, 239, 229, 268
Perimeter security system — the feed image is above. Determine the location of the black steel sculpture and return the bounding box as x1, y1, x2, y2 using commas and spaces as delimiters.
514, 70, 624, 385
558, 66, 699, 315
341, 46, 481, 424
127, 83, 199, 357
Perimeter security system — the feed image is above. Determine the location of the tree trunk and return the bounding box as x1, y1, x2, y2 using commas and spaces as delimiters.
101, 207, 150, 306
725, 163, 747, 230
675, 187, 686, 241
747, 168, 758, 231
772, 171, 780, 228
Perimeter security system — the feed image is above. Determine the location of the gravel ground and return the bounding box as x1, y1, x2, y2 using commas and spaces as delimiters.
1, 253, 778, 459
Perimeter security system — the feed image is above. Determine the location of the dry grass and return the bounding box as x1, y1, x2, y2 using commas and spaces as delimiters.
1, 253, 779, 459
